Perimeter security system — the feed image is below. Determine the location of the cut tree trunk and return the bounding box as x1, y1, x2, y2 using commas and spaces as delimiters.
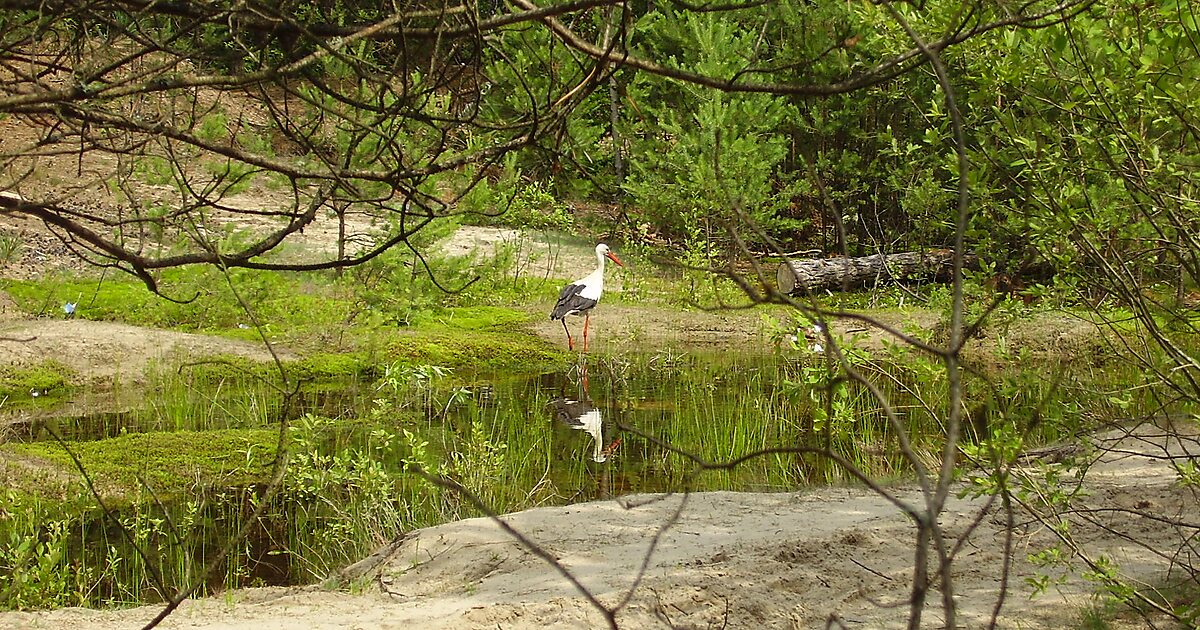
776, 250, 976, 295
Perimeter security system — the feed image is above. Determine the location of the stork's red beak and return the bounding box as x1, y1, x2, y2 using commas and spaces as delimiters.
606, 251, 624, 267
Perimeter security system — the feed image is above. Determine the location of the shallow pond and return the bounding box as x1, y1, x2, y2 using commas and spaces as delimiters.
0, 345, 1089, 607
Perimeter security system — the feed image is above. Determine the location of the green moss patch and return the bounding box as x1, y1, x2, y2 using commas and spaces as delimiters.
164, 352, 381, 386
2, 429, 279, 501
387, 329, 566, 371
407, 305, 532, 331
2, 269, 356, 341
287, 352, 378, 380
0, 360, 76, 403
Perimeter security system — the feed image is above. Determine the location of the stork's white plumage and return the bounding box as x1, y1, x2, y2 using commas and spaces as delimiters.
550, 243, 623, 351
576, 408, 606, 462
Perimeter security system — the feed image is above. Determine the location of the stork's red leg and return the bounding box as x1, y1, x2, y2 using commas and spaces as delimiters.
582, 313, 590, 352
562, 319, 574, 350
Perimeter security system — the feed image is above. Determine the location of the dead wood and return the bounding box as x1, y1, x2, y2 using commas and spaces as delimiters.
776, 250, 977, 295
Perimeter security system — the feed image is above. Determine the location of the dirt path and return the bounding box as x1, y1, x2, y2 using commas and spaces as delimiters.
0, 319, 292, 387
1, 425, 1187, 629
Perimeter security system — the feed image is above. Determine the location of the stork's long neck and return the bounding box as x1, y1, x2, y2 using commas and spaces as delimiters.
584, 251, 607, 289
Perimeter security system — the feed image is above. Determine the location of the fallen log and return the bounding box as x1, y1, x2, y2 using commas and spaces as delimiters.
776, 250, 976, 295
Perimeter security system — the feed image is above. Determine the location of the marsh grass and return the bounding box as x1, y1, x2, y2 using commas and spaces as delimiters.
0, 339, 1161, 611
0, 482, 275, 608
0, 232, 22, 265
1, 267, 351, 335
614, 342, 1153, 489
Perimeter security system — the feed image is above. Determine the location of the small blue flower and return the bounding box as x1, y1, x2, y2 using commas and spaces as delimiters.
63, 302, 76, 316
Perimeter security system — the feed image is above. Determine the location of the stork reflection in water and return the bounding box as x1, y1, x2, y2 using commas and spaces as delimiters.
550, 397, 612, 463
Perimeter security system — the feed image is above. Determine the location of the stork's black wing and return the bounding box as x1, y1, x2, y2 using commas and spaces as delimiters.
550, 398, 592, 426
550, 283, 596, 319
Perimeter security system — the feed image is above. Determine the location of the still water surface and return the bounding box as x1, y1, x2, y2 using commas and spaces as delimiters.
5, 348, 947, 600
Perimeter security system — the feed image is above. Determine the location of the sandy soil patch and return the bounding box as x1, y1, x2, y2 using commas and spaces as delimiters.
436, 226, 626, 285
0, 319, 292, 388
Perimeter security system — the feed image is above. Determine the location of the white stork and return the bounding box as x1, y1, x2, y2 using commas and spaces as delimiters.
550, 243, 623, 352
